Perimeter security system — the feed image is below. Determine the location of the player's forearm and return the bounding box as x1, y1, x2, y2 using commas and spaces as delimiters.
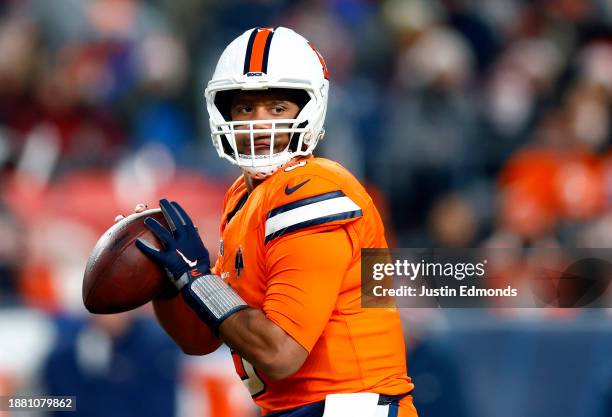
219, 308, 307, 380
168, 269, 306, 377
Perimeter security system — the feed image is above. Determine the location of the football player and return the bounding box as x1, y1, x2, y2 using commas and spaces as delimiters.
135, 27, 417, 417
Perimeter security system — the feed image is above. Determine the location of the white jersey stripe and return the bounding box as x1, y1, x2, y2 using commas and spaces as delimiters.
265, 195, 361, 239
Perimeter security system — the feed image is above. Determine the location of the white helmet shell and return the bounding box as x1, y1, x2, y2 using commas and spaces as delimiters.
205, 27, 329, 178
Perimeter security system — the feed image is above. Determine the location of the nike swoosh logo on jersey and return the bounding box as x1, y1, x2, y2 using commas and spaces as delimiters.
285, 179, 310, 195
176, 249, 197, 267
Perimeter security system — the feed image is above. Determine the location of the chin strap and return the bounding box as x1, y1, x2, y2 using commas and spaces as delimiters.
240, 157, 290, 179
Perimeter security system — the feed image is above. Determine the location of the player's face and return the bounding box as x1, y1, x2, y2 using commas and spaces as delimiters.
230, 90, 301, 155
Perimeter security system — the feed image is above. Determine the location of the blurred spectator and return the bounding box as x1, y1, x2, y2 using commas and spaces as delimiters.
428, 192, 478, 247
42, 312, 180, 417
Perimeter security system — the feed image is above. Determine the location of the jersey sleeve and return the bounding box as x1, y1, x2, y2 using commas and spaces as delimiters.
263, 172, 363, 245
262, 227, 353, 352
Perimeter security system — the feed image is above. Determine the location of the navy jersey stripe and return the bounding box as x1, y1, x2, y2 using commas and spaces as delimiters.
387, 402, 399, 417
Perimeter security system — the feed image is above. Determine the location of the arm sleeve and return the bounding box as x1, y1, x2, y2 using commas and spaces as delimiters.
262, 227, 353, 352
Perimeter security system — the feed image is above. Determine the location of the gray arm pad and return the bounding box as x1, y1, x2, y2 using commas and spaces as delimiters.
181, 273, 248, 333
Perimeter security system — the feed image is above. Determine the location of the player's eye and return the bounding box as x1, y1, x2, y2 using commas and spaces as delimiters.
271, 105, 287, 115
232, 105, 252, 115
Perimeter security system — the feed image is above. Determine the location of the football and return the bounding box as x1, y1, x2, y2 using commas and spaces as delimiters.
152, 295, 222, 355
83, 208, 175, 314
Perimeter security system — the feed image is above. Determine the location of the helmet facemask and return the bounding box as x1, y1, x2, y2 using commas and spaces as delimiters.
207, 87, 326, 179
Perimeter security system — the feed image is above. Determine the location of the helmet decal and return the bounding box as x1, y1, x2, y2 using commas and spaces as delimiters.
243, 27, 275, 74
308, 42, 329, 80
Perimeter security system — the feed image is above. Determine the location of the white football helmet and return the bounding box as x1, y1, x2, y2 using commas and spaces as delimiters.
205, 27, 330, 178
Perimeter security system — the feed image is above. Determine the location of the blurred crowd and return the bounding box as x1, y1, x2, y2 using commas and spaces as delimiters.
1, 0, 612, 416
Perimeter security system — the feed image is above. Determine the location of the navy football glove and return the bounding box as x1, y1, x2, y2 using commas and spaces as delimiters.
136, 199, 210, 287
136, 199, 247, 334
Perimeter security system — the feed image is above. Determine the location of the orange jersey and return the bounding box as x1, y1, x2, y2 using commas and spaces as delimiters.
213, 157, 414, 414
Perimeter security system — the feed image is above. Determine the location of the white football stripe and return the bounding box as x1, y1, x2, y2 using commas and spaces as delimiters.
265, 196, 361, 238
